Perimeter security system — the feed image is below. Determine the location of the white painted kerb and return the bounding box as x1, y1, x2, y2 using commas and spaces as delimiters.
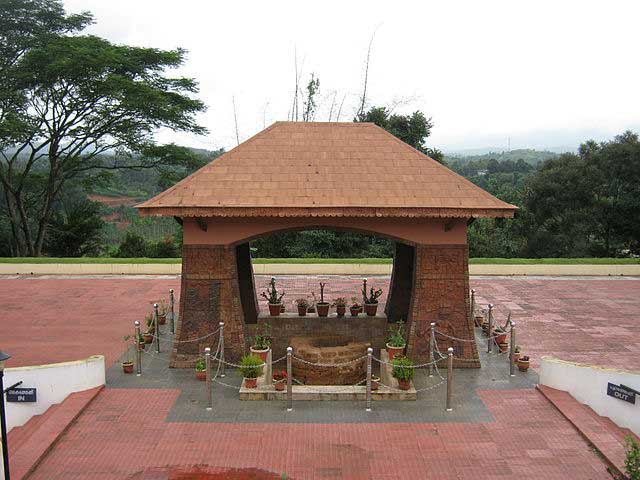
539, 356, 640, 435
4, 355, 105, 431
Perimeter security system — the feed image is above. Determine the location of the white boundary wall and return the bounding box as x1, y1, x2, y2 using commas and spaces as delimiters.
539, 356, 640, 435
4, 355, 105, 431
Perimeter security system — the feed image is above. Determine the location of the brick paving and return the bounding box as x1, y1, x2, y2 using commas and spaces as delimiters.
2, 274, 638, 479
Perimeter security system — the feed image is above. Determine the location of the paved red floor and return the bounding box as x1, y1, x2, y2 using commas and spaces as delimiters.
29, 387, 609, 480
0, 277, 179, 367
2, 276, 639, 371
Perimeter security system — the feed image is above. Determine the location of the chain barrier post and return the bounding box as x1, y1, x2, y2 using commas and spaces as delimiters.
154, 303, 160, 354
205, 347, 212, 411
169, 288, 175, 335
134, 320, 142, 376
365, 347, 373, 412
219, 322, 225, 378
446, 347, 454, 412
429, 322, 436, 377
286, 346, 293, 412
470, 289, 476, 322
487, 304, 494, 353
509, 320, 516, 377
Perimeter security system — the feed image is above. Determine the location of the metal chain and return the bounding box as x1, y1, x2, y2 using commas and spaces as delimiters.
150, 327, 220, 344
372, 355, 446, 368
291, 355, 368, 367
414, 378, 446, 392
434, 329, 510, 343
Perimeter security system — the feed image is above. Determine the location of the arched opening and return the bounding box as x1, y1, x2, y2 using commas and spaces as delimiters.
229, 226, 416, 327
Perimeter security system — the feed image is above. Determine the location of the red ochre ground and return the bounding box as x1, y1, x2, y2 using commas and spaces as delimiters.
2, 275, 639, 479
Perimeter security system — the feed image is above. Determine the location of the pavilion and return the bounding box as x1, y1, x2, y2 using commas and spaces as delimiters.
137, 122, 516, 368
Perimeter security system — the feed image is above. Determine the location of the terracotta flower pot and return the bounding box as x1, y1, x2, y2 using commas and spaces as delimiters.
364, 303, 378, 317
397, 379, 411, 391
244, 377, 258, 388
513, 353, 521, 362
274, 379, 286, 391
350, 306, 361, 317
250, 347, 269, 363
316, 302, 330, 317
122, 362, 134, 374
138, 341, 146, 350
297, 305, 308, 316
386, 343, 405, 360
481, 323, 489, 336
517, 359, 530, 372
336, 305, 346, 316
143, 333, 153, 344
498, 342, 509, 353
196, 370, 206, 381
268, 303, 282, 316
158, 314, 166, 325
494, 332, 508, 344
371, 375, 380, 391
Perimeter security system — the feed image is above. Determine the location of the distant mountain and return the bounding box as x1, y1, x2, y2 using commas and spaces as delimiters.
444, 148, 559, 165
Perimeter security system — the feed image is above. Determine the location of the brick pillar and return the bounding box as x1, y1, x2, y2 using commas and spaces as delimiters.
385, 242, 415, 323
170, 244, 246, 368
406, 244, 479, 368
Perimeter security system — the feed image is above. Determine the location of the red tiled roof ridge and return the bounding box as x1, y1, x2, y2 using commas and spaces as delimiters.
137, 121, 517, 218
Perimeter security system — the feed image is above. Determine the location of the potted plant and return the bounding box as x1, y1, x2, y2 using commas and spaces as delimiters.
362, 281, 383, 317
517, 355, 530, 372
195, 358, 206, 381
513, 345, 521, 362
155, 299, 169, 325
386, 321, 406, 360
391, 356, 414, 390
145, 313, 155, 335
122, 335, 134, 374
295, 298, 309, 316
250, 323, 272, 362
307, 292, 317, 314
493, 326, 508, 345
142, 331, 153, 344
333, 297, 347, 317
273, 370, 287, 391
137, 333, 146, 350
316, 282, 330, 317
240, 354, 264, 388
350, 297, 362, 317
260, 277, 285, 316
371, 375, 380, 391
498, 341, 509, 353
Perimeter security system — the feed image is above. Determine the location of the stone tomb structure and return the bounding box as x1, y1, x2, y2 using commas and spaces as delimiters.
137, 122, 516, 369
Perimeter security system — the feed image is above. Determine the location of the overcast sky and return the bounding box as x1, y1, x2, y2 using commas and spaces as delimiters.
63, 0, 640, 154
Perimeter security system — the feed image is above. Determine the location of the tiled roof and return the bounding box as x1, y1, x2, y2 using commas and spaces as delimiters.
137, 122, 516, 218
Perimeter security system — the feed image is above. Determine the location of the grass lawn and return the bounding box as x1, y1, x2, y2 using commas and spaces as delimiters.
0, 257, 638, 264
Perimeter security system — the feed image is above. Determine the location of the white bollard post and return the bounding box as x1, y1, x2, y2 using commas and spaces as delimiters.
169, 288, 175, 334
286, 346, 293, 412
429, 322, 436, 377
154, 303, 160, 354
134, 321, 142, 376
365, 347, 373, 412
219, 322, 225, 378
487, 304, 494, 353
446, 347, 454, 412
509, 321, 516, 377
205, 347, 212, 410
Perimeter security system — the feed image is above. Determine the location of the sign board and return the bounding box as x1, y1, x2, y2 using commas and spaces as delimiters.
6, 387, 37, 403
606, 383, 636, 404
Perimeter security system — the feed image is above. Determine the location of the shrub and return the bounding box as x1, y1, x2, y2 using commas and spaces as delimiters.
149, 236, 180, 258
626, 435, 640, 480
386, 321, 406, 347
195, 358, 205, 372
115, 231, 148, 257
391, 357, 415, 381
239, 354, 264, 379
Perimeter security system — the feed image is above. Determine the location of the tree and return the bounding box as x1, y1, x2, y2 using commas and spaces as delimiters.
45, 198, 104, 256
0, 1, 206, 256
355, 107, 445, 163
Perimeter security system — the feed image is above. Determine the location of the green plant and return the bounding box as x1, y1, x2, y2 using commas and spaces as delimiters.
317, 282, 328, 304
386, 321, 406, 347
295, 297, 309, 308
362, 286, 383, 304
145, 313, 154, 329
626, 435, 640, 480
350, 297, 361, 308
195, 358, 206, 372
239, 354, 264, 379
260, 277, 285, 304
253, 323, 272, 350
332, 297, 347, 307
391, 357, 415, 381
155, 299, 169, 316
514, 345, 521, 353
